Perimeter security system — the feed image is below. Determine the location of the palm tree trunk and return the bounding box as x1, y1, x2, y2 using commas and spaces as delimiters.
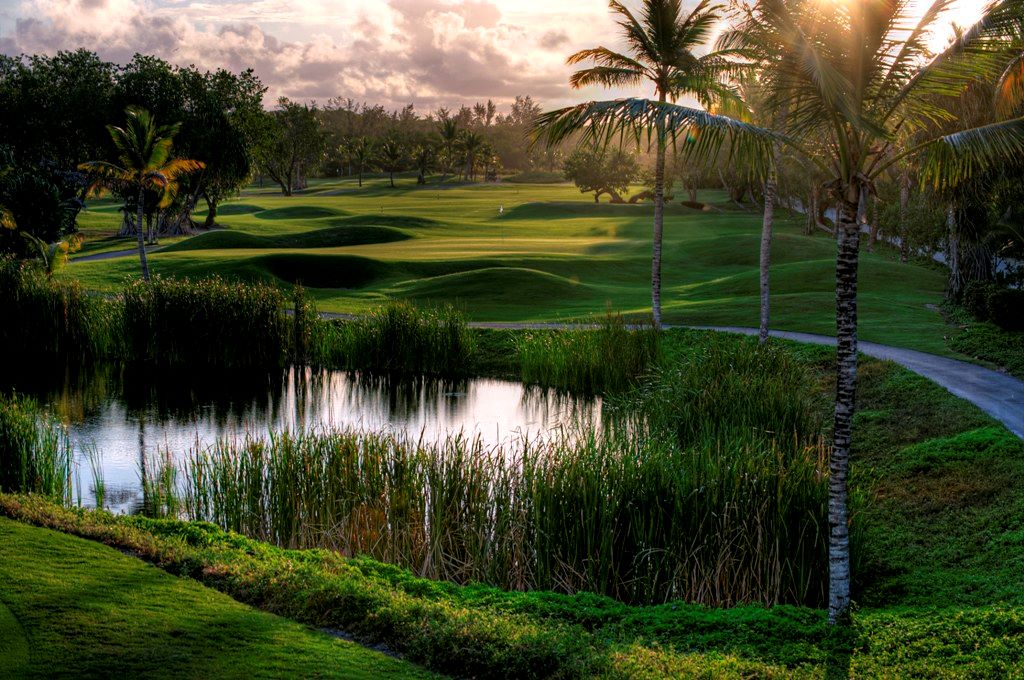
947, 202, 962, 297
136, 187, 150, 282
829, 190, 860, 625
898, 173, 910, 263
651, 92, 667, 330
758, 176, 776, 343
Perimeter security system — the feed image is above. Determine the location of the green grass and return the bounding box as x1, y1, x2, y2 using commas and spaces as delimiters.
0, 516, 435, 679
66, 178, 955, 354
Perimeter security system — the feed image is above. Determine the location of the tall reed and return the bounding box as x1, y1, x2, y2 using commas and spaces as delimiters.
121, 275, 288, 368
326, 301, 474, 375
517, 313, 659, 392
0, 393, 73, 503
0, 255, 114, 358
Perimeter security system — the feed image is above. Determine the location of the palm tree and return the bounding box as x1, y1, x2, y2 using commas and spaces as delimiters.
566, 0, 738, 328
346, 137, 375, 187
534, 0, 1024, 625
437, 115, 459, 182
377, 137, 406, 188
459, 131, 484, 181
413, 143, 435, 184
79, 106, 204, 281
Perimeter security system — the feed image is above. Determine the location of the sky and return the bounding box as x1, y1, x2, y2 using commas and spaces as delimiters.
0, 0, 989, 114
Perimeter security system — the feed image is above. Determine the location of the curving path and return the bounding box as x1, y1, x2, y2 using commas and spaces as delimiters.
468, 321, 1024, 439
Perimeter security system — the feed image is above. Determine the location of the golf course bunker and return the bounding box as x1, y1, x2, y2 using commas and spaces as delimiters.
7, 366, 601, 513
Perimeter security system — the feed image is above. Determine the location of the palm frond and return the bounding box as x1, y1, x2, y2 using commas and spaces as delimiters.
532, 98, 780, 177
570, 66, 647, 90
0, 204, 15, 230
919, 117, 1024, 190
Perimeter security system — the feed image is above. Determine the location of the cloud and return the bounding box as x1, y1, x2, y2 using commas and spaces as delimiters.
1, 0, 625, 112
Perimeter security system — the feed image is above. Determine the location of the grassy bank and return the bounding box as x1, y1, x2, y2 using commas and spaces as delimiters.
0, 515, 434, 679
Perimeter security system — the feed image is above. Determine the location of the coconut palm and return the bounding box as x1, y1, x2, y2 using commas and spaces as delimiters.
413, 143, 435, 184
459, 131, 484, 181
345, 136, 375, 187
535, 0, 1024, 624
566, 0, 740, 328
79, 106, 204, 281
437, 115, 459, 182
377, 137, 406, 188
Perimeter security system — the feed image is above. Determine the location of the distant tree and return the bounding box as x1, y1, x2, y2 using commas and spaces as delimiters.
79, 107, 204, 281
345, 137, 375, 187
459, 131, 484, 181
377, 137, 406, 187
563, 147, 638, 203
258, 99, 325, 196
437, 115, 460, 182
413, 144, 435, 184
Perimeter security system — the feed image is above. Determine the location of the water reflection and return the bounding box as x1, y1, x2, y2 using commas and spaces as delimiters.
2, 364, 601, 512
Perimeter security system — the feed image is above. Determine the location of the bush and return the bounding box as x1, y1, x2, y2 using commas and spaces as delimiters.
987, 287, 1024, 331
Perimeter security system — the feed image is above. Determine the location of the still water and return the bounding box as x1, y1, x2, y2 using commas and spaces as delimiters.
4, 365, 601, 512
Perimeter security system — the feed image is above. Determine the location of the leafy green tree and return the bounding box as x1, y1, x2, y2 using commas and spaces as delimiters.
259, 99, 325, 196
344, 137, 376, 187
413, 143, 435, 184
79, 107, 204, 280
563, 147, 638, 202
566, 0, 738, 328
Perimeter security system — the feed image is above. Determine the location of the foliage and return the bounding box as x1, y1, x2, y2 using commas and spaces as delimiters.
960, 280, 1024, 330
562, 147, 639, 203
257, 98, 326, 196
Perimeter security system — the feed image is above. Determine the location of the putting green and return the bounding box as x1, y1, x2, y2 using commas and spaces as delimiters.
68, 175, 951, 353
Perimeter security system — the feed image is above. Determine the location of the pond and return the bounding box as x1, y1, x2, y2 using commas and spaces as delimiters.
3, 365, 602, 513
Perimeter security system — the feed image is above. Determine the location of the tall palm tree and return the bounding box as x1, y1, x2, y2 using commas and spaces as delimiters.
377, 137, 406, 188
346, 137, 375, 187
437, 116, 459, 182
79, 106, 203, 281
567, 0, 738, 328
535, 0, 1024, 625
459, 131, 484, 181
413, 143, 435, 184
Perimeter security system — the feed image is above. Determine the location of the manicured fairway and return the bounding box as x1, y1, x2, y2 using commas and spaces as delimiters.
0, 517, 435, 679
68, 176, 951, 353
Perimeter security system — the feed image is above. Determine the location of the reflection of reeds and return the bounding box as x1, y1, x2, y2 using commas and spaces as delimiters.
0, 393, 72, 503
516, 314, 660, 392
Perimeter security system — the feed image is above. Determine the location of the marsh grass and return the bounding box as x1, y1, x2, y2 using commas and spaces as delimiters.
324, 301, 474, 375
122, 275, 288, 368
517, 313, 659, 392
84, 445, 105, 509
0, 255, 114, 358
140, 450, 180, 519
0, 394, 72, 503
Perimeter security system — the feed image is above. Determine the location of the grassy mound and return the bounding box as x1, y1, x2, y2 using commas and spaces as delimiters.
258, 253, 398, 288
161, 226, 411, 252
394, 267, 593, 306
0, 516, 431, 678
212, 203, 263, 216
255, 206, 348, 220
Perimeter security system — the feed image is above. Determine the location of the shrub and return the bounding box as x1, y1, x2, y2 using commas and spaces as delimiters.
987, 287, 1024, 331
